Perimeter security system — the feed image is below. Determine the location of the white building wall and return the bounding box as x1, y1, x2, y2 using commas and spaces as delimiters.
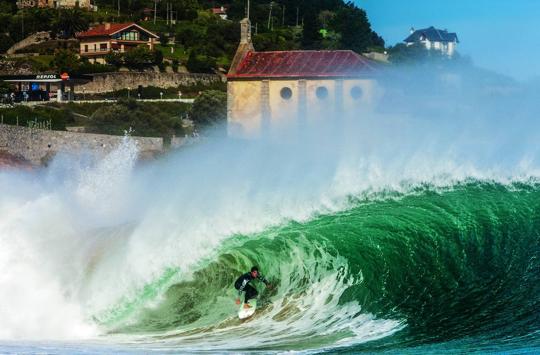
448, 42, 455, 56
228, 77, 380, 138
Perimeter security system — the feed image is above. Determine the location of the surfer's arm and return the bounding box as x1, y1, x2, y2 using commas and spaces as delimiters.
258, 275, 269, 285
238, 279, 249, 293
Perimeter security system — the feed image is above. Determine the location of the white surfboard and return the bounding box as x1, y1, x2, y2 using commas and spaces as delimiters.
238, 299, 257, 319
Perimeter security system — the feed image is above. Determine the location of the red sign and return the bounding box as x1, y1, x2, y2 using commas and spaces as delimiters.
60, 72, 70, 81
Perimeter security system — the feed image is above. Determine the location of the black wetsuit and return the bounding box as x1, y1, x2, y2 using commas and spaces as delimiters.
234, 272, 269, 303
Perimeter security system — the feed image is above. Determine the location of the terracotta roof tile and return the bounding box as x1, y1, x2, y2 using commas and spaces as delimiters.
228, 50, 377, 79
76, 23, 158, 38
212, 7, 227, 14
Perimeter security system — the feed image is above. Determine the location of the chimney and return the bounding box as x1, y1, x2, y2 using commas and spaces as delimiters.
105, 23, 111, 30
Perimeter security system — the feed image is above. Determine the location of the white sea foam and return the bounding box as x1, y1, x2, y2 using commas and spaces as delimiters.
0, 65, 539, 348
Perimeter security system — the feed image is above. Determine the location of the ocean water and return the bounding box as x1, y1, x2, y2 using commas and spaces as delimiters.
1, 69, 540, 354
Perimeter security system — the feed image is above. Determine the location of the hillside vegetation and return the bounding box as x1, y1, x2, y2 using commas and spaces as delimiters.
0, 0, 385, 74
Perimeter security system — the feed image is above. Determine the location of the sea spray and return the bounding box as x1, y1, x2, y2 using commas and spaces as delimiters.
0, 64, 539, 353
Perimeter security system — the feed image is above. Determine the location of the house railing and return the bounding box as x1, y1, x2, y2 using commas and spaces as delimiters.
80, 48, 123, 54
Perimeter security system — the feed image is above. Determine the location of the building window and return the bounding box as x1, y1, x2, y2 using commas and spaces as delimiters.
280, 87, 292, 100
316, 86, 328, 100
100, 43, 107, 51
350, 86, 363, 100
120, 30, 139, 41
84, 45, 88, 52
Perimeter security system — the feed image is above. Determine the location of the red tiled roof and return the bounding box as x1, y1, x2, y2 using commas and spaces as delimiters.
212, 7, 227, 14
228, 50, 377, 79
76, 23, 158, 38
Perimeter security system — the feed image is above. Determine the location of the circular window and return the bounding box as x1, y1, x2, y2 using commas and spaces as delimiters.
350, 86, 363, 100
316, 86, 328, 100
280, 87, 293, 100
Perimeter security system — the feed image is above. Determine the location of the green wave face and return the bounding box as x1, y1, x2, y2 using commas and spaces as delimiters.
105, 181, 540, 352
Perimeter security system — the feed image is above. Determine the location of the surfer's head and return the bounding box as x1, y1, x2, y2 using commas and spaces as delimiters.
250, 266, 259, 277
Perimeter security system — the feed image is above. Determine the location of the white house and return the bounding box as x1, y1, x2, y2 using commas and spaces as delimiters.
404, 26, 459, 56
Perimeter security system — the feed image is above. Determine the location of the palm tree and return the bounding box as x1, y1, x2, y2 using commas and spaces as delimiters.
53, 8, 89, 39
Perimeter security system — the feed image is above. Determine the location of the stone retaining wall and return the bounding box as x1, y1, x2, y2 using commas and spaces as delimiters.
0, 124, 163, 165
78, 72, 224, 93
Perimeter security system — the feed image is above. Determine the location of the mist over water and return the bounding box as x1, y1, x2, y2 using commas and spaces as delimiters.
1, 64, 540, 353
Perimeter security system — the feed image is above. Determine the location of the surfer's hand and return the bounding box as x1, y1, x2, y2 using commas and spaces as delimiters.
235, 298, 241, 305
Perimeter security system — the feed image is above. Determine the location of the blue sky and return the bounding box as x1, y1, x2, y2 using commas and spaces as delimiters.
354, 0, 540, 81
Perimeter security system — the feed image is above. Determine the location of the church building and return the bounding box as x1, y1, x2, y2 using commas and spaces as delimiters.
227, 18, 380, 138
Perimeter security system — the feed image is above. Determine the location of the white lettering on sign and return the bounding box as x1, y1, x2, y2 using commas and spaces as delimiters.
35, 74, 57, 79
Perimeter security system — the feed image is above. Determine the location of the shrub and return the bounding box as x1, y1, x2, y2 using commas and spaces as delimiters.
186, 50, 216, 73
87, 99, 185, 138
124, 45, 154, 70
171, 59, 179, 72
189, 90, 226, 126
51, 48, 80, 73
105, 51, 124, 68
0, 105, 70, 130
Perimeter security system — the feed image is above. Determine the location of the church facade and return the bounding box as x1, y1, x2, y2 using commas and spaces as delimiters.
227, 18, 380, 138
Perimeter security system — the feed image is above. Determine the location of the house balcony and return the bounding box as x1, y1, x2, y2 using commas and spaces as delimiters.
80, 48, 121, 56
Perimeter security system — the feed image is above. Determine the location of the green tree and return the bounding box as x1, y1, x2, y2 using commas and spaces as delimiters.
387, 43, 443, 65
186, 50, 216, 73
0, 33, 14, 54
171, 59, 179, 72
124, 45, 154, 70
330, 2, 383, 53
51, 48, 81, 73
152, 49, 163, 65
189, 90, 227, 126
254, 29, 298, 51
301, 5, 322, 49
0, 0, 16, 14
175, 22, 206, 48
158, 32, 168, 46
87, 98, 183, 138
52, 8, 90, 38
173, 0, 199, 20
27, 8, 57, 34
105, 51, 124, 68
77, 59, 115, 74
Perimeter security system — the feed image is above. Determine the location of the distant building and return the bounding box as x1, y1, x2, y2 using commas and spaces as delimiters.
76, 23, 159, 64
212, 6, 228, 20
142, 8, 154, 21
404, 26, 459, 56
17, 0, 92, 10
227, 18, 379, 138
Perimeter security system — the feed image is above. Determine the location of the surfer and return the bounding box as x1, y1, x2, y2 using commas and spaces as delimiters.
234, 266, 271, 308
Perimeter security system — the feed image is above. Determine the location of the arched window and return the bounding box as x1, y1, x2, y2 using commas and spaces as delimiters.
350, 86, 363, 100
280, 87, 293, 100
316, 86, 328, 100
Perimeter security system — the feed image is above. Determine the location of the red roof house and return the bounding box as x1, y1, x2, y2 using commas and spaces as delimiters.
76, 23, 159, 64
212, 6, 228, 20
